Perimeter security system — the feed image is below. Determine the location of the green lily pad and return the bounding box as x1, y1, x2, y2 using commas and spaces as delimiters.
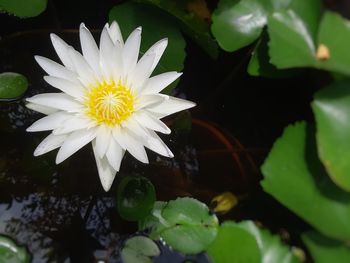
268, 8, 350, 76
139, 197, 218, 255
261, 122, 350, 241
317, 12, 350, 76
121, 236, 160, 263
211, 0, 291, 52
207, 221, 261, 263
109, 2, 186, 94
312, 81, 350, 192
247, 31, 299, 78
0, 72, 28, 100
0, 236, 31, 263
302, 231, 350, 263
267, 9, 317, 69
239, 221, 300, 263
117, 176, 156, 221
0, 0, 47, 17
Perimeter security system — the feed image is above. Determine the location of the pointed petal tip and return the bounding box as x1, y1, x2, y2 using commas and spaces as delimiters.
34, 55, 42, 62
101, 183, 111, 192
26, 126, 34, 132
55, 154, 64, 164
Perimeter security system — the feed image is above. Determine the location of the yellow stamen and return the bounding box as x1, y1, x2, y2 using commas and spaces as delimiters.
84, 81, 135, 126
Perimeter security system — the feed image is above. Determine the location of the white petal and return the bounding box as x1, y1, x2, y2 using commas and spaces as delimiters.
27, 112, 71, 132
112, 126, 148, 163
142, 38, 168, 73
122, 117, 149, 139
53, 117, 94, 135
79, 23, 101, 77
50, 33, 75, 70
133, 110, 170, 134
26, 93, 83, 112
95, 125, 111, 158
143, 130, 173, 158
111, 44, 123, 82
129, 53, 156, 93
123, 27, 141, 73
34, 133, 67, 156
99, 25, 115, 81
56, 128, 97, 164
135, 94, 167, 110
68, 48, 99, 87
92, 140, 117, 191
107, 21, 124, 45
35, 56, 79, 84
44, 76, 85, 99
141, 72, 182, 95
148, 96, 196, 118
26, 103, 58, 115
106, 138, 124, 171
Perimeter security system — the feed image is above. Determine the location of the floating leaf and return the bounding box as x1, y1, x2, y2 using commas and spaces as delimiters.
135, 0, 218, 58
117, 176, 156, 221
139, 197, 218, 255
247, 31, 299, 78
239, 221, 300, 263
312, 81, 350, 192
138, 201, 167, 232
261, 122, 350, 241
268, 9, 350, 76
121, 236, 160, 263
267, 0, 322, 68
316, 12, 350, 75
0, 235, 31, 263
207, 221, 261, 263
0, 0, 47, 17
267, 10, 316, 69
211, 0, 292, 52
109, 2, 186, 93
302, 231, 350, 263
0, 72, 28, 100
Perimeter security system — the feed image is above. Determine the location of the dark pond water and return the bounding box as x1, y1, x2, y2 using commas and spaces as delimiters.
0, 0, 335, 261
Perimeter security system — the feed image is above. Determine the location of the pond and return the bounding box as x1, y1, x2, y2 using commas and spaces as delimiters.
1, 0, 348, 262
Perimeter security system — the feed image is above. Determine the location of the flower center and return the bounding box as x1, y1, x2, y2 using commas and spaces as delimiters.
84, 82, 135, 126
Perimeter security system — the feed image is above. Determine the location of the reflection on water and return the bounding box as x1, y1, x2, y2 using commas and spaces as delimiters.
0, 31, 259, 262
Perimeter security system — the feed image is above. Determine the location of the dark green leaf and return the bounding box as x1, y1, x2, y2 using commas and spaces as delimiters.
247, 32, 299, 78
211, 0, 291, 52
0, 72, 28, 100
109, 2, 186, 94
288, 0, 322, 40
267, 10, 316, 69
0, 0, 47, 17
261, 122, 350, 241
117, 176, 156, 221
135, 0, 218, 58
317, 12, 350, 76
239, 221, 300, 263
312, 81, 350, 192
207, 221, 261, 263
0, 236, 31, 263
302, 231, 350, 263
212, 0, 266, 52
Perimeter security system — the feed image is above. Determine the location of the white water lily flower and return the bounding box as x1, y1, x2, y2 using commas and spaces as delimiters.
26, 22, 195, 191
